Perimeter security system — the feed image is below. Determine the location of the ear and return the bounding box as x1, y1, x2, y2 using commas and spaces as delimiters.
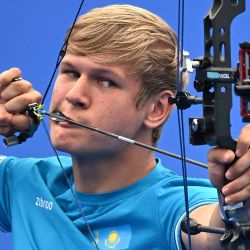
144, 90, 174, 129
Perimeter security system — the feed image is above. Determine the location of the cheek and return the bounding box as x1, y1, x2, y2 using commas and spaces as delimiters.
101, 104, 142, 133
49, 84, 67, 109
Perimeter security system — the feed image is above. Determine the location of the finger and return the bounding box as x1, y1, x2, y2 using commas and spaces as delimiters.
222, 168, 250, 197
0, 68, 22, 90
207, 147, 235, 189
225, 150, 250, 180
224, 188, 250, 205
0, 114, 30, 136
1, 80, 33, 101
0, 104, 12, 126
207, 147, 235, 164
11, 114, 31, 131
0, 125, 15, 137
208, 162, 225, 190
223, 182, 250, 205
4, 91, 42, 113
236, 124, 250, 157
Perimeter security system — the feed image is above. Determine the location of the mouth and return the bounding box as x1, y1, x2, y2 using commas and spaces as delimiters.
50, 110, 69, 123
49, 110, 81, 129
49, 110, 92, 131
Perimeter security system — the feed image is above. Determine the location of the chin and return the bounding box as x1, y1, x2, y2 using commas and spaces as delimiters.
50, 134, 88, 155
51, 138, 70, 153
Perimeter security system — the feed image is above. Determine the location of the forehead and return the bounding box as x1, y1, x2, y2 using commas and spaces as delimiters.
63, 54, 121, 71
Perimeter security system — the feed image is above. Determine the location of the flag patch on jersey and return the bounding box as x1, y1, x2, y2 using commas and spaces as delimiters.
93, 224, 132, 249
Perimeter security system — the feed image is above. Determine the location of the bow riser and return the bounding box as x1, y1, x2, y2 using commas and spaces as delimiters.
190, 0, 245, 150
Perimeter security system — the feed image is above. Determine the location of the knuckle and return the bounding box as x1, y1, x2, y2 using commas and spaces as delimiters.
21, 80, 32, 88
207, 146, 220, 161
0, 126, 13, 137
0, 116, 9, 124
11, 115, 30, 131
0, 108, 11, 125
22, 92, 41, 106
16, 80, 32, 92
0, 74, 10, 85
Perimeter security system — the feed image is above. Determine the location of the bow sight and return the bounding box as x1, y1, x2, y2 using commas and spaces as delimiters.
170, 0, 250, 249
189, 42, 250, 151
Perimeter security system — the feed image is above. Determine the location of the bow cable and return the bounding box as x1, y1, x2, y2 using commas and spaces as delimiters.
175, 0, 193, 249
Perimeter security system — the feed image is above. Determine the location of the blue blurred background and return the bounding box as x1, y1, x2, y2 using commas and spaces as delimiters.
0, 0, 249, 249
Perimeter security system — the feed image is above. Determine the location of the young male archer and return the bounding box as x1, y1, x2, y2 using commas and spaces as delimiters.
0, 5, 250, 250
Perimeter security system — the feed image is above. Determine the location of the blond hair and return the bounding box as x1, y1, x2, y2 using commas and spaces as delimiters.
66, 4, 178, 145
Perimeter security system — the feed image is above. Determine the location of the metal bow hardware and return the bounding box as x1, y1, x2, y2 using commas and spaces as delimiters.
172, 1, 250, 249
189, 1, 244, 150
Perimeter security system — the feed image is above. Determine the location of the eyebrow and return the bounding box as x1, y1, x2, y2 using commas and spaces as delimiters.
60, 61, 123, 79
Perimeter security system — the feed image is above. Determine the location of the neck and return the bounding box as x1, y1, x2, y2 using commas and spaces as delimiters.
72, 144, 157, 194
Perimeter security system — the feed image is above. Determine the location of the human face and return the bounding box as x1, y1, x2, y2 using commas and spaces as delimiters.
49, 54, 150, 158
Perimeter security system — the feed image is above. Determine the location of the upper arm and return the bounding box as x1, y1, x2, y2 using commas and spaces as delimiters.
181, 203, 223, 250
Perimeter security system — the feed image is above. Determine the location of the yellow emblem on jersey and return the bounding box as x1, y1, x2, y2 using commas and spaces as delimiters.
105, 230, 121, 248
93, 224, 131, 249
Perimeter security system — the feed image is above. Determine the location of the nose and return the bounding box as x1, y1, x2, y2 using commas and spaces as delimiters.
65, 76, 91, 109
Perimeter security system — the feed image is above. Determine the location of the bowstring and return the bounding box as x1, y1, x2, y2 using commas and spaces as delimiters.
176, 0, 192, 249
39, 0, 100, 249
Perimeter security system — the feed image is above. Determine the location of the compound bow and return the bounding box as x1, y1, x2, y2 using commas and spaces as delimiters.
173, 1, 250, 249
2, 1, 250, 250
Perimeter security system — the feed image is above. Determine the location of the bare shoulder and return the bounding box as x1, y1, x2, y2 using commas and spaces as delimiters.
181, 203, 223, 250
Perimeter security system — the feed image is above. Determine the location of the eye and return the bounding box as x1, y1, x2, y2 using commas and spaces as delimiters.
61, 69, 80, 79
97, 79, 116, 88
